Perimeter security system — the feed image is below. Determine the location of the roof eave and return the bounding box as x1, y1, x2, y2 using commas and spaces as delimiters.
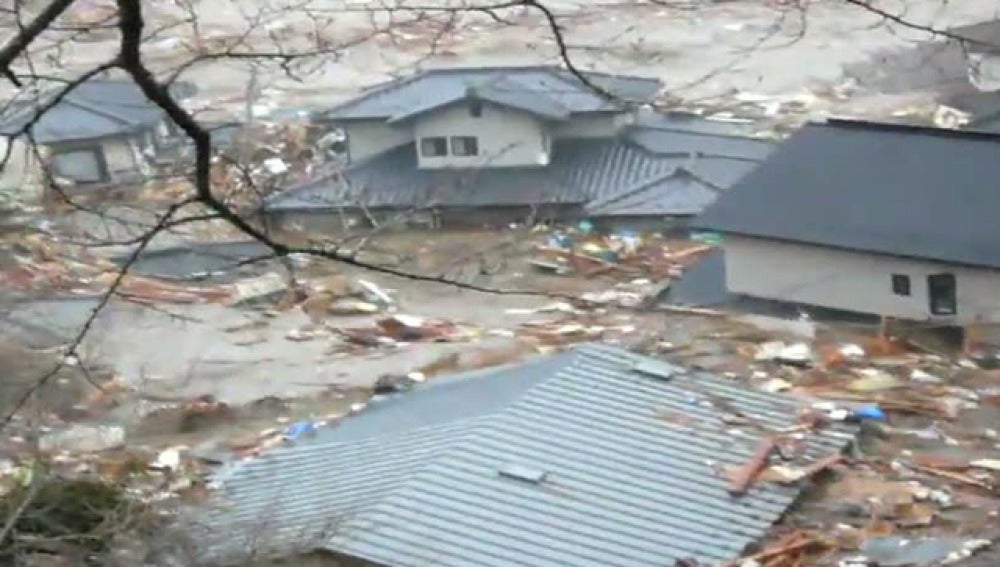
692, 228, 1000, 271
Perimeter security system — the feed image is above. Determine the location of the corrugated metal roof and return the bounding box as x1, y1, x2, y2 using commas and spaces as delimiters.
584, 169, 721, 217
194, 344, 856, 566
266, 122, 771, 217
319, 66, 661, 122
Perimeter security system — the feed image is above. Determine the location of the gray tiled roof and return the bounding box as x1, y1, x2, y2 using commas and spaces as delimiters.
317, 66, 661, 122
266, 121, 772, 216
695, 119, 1000, 268
0, 78, 190, 143
194, 344, 856, 566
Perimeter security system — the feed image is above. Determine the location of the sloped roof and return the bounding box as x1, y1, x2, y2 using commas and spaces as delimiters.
266, 118, 772, 216
386, 78, 573, 124
266, 137, 677, 210
946, 90, 1000, 133
317, 66, 661, 122
695, 119, 1000, 268
0, 78, 191, 143
194, 344, 856, 566
950, 20, 1000, 53
584, 167, 724, 217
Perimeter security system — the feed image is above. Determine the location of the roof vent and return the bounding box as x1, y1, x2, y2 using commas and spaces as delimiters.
632, 359, 675, 380
498, 463, 548, 484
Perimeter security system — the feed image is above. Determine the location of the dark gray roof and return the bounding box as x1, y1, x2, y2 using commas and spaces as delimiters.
0, 78, 191, 143
695, 119, 1000, 268
950, 20, 1000, 53
318, 66, 661, 122
195, 343, 856, 566
116, 241, 272, 280
266, 120, 772, 217
946, 91, 1000, 133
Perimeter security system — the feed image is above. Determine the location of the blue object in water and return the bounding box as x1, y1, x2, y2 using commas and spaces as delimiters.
548, 233, 573, 249
284, 421, 317, 440
578, 219, 595, 234
850, 405, 886, 421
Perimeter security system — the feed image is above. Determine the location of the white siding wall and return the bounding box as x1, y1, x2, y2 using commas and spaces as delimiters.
723, 234, 1000, 325
101, 137, 141, 179
551, 113, 625, 138
343, 121, 411, 163
413, 103, 547, 168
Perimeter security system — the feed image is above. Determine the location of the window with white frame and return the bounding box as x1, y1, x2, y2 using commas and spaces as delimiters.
420, 137, 448, 157
451, 136, 478, 157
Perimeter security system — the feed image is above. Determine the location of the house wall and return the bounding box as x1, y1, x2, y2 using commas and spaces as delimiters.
51, 136, 148, 185
552, 113, 627, 139
413, 103, 548, 168
0, 137, 44, 201
722, 234, 1000, 325
341, 120, 411, 163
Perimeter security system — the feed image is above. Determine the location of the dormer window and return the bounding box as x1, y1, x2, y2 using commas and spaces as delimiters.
451, 136, 478, 156
420, 137, 448, 157
469, 100, 483, 118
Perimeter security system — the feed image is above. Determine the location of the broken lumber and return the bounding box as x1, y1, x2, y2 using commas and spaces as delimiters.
728, 436, 779, 495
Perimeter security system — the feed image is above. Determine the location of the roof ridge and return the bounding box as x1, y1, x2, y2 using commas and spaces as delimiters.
822, 117, 1000, 142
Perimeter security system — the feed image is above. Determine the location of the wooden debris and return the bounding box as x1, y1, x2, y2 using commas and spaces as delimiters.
728, 436, 780, 495
910, 463, 994, 490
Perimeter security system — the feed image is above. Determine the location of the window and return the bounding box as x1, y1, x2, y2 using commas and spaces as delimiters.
420, 137, 448, 157
469, 100, 483, 118
50, 148, 107, 184
891, 274, 911, 296
451, 136, 478, 157
928, 273, 957, 315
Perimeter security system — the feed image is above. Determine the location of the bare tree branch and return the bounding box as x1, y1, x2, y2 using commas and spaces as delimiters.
0, 0, 78, 86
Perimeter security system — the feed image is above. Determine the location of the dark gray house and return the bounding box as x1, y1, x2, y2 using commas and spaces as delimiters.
696, 119, 1000, 325
0, 77, 193, 196
263, 66, 771, 229
192, 343, 854, 566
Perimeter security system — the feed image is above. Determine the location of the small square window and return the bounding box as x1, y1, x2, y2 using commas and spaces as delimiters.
891, 274, 911, 296
420, 137, 448, 157
451, 136, 478, 157
469, 101, 483, 118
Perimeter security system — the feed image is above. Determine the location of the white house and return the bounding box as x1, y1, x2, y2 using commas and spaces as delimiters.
695, 118, 1000, 326
266, 66, 773, 229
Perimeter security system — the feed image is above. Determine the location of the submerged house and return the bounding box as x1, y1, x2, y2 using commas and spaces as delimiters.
0, 77, 193, 197
696, 119, 1000, 325
193, 343, 854, 566
263, 66, 771, 230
